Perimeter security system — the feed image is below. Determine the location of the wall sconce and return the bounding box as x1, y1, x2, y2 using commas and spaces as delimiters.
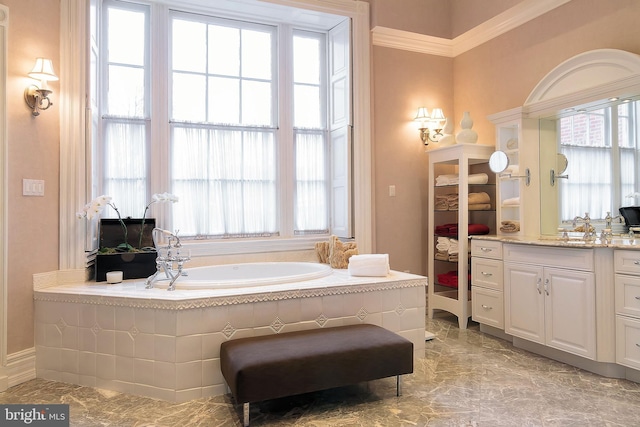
24, 58, 59, 117
414, 107, 445, 145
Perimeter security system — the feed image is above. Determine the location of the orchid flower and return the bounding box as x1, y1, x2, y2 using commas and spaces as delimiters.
77, 193, 178, 252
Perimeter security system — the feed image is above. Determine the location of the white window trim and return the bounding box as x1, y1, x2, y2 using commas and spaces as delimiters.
59, 0, 371, 269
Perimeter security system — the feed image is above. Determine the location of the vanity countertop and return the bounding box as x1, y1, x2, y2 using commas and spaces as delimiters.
471, 234, 640, 249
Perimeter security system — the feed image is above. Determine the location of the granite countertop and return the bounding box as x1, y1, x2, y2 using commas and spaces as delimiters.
472, 234, 640, 249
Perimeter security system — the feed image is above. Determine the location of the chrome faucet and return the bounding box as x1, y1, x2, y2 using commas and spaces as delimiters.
145, 228, 191, 291
573, 212, 595, 241
604, 211, 623, 229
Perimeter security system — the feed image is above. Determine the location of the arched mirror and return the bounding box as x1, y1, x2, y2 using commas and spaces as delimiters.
524, 49, 640, 235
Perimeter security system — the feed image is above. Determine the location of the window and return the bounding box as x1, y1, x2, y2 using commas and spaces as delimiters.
95, 0, 349, 243
558, 100, 640, 222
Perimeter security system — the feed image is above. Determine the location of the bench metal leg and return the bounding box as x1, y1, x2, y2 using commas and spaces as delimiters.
243, 403, 250, 427
396, 375, 402, 396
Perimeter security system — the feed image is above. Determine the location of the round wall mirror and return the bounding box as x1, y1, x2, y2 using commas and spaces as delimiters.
489, 151, 509, 174
557, 153, 568, 174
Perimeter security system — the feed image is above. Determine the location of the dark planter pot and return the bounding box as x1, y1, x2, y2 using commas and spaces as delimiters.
96, 251, 157, 282
96, 218, 157, 282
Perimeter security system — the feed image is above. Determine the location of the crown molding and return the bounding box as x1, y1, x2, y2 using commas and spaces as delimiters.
372, 0, 573, 58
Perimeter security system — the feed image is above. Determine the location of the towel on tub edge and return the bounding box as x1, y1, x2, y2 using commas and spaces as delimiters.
348, 254, 390, 277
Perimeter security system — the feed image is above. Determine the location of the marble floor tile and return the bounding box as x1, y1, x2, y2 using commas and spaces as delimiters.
2, 315, 640, 426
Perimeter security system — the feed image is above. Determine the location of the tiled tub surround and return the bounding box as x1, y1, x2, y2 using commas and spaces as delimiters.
33, 269, 426, 402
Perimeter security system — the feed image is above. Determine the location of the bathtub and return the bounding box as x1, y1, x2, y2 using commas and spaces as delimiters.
33, 263, 427, 402
154, 262, 333, 289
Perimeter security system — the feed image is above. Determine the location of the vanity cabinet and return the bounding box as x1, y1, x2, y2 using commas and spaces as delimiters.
615, 250, 640, 370
427, 144, 495, 329
504, 244, 596, 359
471, 239, 504, 328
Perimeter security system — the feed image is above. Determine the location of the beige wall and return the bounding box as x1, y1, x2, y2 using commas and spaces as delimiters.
369, 0, 451, 38
2, 0, 640, 355
3, 0, 61, 354
372, 47, 452, 273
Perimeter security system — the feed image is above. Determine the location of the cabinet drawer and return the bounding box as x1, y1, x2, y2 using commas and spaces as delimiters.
616, 315, 640, 370
615, 250, 640, 275
471, 239, 502, 259
472, 287, 504, 329
503, 244, 593, 271
471, 257, 503, 291
615, 274, 640, 318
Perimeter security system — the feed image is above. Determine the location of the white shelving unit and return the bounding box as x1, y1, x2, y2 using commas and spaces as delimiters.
427, 144, 496, 329
488, 107, 539, 238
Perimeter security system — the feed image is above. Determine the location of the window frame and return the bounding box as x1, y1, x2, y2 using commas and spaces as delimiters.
59, 0, 372, 269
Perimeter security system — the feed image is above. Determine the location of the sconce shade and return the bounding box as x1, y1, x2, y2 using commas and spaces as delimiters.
414, 107, 430, 121
28, 58, 59, 82
430, 108, 445, 121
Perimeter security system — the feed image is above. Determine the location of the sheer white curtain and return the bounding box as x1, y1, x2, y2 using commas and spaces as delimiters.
295, 131, 328, 233
171, 126, 277, 237
559, 146, 612, 221
103, 121, 148, 218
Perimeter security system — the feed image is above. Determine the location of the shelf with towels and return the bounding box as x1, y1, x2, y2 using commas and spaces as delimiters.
428, 143, 496, 330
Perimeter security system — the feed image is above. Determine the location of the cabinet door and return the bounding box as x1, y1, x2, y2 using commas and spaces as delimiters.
504, 262, 544, 344
544, 267, 596, 359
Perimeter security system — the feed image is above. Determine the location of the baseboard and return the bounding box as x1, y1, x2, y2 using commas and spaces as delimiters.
6, 347, 36, 388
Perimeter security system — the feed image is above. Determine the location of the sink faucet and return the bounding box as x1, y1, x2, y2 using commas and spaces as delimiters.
573, 212, 595, 241
145, 228, 191, 291
604, 211, 623, 229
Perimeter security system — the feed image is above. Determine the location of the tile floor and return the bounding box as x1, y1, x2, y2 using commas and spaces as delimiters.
2, 315, 640, 426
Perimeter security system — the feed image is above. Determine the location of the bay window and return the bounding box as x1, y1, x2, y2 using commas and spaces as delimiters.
94, 0, 346, 244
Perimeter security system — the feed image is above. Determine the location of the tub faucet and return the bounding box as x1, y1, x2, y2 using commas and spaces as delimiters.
145, 228, 191, 291
573, 212, 595, 241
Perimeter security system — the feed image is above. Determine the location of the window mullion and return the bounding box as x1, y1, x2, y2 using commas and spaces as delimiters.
610, 106, 621, 211
278, 24, 294, 237
150, 3, 171, 226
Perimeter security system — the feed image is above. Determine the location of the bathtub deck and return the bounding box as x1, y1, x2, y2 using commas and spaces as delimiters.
34, 268, 427, 402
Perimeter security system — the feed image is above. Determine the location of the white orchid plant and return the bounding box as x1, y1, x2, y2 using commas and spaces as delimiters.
77, 192, 179, 253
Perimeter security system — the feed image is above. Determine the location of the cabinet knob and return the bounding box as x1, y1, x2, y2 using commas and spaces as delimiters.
634, 261, 640, 265
635, 296, 640, 300
481, 304, 493, 310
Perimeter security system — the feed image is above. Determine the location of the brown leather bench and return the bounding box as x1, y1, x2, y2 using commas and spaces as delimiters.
220, 323, 414, 426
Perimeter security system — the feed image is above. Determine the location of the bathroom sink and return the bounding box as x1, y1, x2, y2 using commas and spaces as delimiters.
609, 238, 638, 246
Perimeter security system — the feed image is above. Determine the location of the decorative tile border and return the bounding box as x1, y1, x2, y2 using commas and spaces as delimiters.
34, 278, 426, 310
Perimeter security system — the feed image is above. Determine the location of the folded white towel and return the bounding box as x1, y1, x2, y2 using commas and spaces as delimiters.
435, 174, 459, 186
502, 196, 520, 206
348, 254, 390, 277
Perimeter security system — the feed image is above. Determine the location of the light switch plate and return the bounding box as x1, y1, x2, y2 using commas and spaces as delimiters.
23, 179, 45, 196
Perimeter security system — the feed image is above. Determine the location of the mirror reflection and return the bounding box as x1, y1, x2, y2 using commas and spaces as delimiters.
540, 98, 640, 235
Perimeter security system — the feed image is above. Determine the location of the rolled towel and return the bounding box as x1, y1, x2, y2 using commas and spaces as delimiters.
502, 196, 520, 206
468, 192, 490, 205
469, 203, 492, 211
348, 254, 390, 277
468, 173, 489, 184
435, 195, 449, 210
500, 220, 521, 232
